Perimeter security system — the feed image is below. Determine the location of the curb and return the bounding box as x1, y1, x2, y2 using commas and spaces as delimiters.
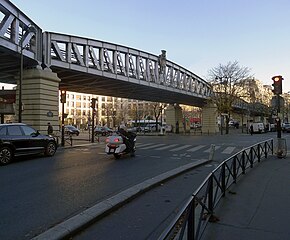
31, 159, 210, 240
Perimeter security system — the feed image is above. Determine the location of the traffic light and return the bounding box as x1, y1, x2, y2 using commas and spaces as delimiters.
60, 90, 66, 103
272, 75, 283, 95
90, 98, 97, 109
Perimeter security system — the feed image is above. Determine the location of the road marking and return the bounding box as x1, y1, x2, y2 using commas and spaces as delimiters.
136, 143, 154, 147
170, 145, 192, 152
155, 144, 178, 150
204, 145, 221, 152
186, 145, 206, 152
222, 146, 236, 154
139, 143, 166, 150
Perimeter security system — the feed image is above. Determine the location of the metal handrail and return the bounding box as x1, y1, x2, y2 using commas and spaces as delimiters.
158, 138, 273, 240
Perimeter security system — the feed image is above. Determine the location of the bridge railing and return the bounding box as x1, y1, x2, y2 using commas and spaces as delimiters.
42, 32, 212, 97
158, 138, 273, 240
0, 0, 42, 62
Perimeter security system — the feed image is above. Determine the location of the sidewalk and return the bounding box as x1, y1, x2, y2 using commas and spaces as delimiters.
202, 154, 290, 240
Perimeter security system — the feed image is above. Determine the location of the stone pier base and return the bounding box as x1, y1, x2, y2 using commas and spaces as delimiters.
16, 67, 61, 134
165, 104, 184, 133
202, 102, 219, 134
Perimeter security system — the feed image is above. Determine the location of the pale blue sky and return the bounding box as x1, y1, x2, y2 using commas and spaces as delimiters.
9, 0, 290, 92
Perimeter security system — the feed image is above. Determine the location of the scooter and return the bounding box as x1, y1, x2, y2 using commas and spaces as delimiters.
105, 132, 136, 159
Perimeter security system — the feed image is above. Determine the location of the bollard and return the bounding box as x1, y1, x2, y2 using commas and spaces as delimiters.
209, 144, 215, 160
276, 138, 287, 158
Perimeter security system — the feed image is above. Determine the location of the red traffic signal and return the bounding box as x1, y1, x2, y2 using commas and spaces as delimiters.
271, 75, 283, 95
60, 90, 67, 103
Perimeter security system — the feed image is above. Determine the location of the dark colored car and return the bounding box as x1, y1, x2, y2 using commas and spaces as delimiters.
0, 123, 58, 165
94, 126, 113, 136
64, 125, 80, 136
282, 123, 290, 133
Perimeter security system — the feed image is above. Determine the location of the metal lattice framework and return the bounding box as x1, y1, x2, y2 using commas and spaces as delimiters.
0, 0, 42, 83
43, 32, 212, 99
0, 0, 42, 61
1, 0, 213, 106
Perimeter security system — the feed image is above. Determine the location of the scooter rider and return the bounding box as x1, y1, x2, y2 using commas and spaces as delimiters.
118, 124, 135, 151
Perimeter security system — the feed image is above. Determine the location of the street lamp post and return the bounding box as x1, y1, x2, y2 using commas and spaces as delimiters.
159, 104, 164, 135
18, 41, 23, 123
112, 109, 116, 129
18, 25, 36, 123
215, 76, 228, 135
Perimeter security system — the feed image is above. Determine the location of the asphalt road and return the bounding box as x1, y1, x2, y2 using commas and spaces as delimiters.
0, 131, 277, 240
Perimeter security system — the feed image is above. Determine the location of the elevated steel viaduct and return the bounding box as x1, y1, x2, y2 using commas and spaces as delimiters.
1, 0, 257, 133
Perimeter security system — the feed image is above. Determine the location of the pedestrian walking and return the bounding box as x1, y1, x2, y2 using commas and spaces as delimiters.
47, 122, 53, 135
250, 124, 253, 135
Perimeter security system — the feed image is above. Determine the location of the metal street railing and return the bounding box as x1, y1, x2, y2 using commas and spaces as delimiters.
158, 138, 273, 240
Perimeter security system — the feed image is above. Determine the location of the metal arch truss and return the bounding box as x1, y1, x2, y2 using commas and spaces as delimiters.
43, 32, 212, 99
0, 0, 42, 61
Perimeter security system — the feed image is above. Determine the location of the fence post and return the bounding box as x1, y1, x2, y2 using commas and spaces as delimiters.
187, 198, 195, 240
250, 147, 253, 167
233, 155, 237, 183
264, 141, 268, 158
258, 143, 261, 162
271, 139, 274, 154
208, 175, 214, 216
242, 151, 246, 173
222, 163, 226, 196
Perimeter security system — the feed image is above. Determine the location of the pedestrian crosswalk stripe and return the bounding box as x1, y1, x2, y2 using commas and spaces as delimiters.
222, 146, 236, 154
187, 145, 206, 152
155, 144, 179, 150
204, 145, 221, 152
136, 142, 238, 154
170, 145, 192, 152
139, 143, 166, 150
136, 143, 154, 147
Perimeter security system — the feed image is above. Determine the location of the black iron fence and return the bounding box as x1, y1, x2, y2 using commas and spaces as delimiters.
158, 138, 273, 240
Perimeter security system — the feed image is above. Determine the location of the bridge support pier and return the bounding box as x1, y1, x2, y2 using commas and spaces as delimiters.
15, 67, 61, 134
202, 102, 219, 134
165, 104, 184, 133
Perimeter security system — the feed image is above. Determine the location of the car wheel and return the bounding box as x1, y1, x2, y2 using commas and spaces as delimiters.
76, 132, 79, 136
0, 146, 13, 165
45, 142, 57, 156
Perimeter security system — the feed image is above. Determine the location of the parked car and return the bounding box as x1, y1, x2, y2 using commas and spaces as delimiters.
64, 125, 80, 136
94, 126, 113, 136
282, 123, 290, 132
0, 123, 58, 165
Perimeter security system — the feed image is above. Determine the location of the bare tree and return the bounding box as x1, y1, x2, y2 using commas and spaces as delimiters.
208, 61, 253, 134
152, 102, 166, 131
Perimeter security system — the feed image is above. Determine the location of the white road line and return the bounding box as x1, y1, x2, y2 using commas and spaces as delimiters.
222, 146, 236, 154
170, 145, 192, 152
136, 143, 154, 147
139, 143, 166, 150
204, 145, 221, 152
155, 144, 179, 150
186, 145, 206, 152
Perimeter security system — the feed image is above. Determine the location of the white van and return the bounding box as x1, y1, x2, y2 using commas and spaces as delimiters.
250, 123, 265, 133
